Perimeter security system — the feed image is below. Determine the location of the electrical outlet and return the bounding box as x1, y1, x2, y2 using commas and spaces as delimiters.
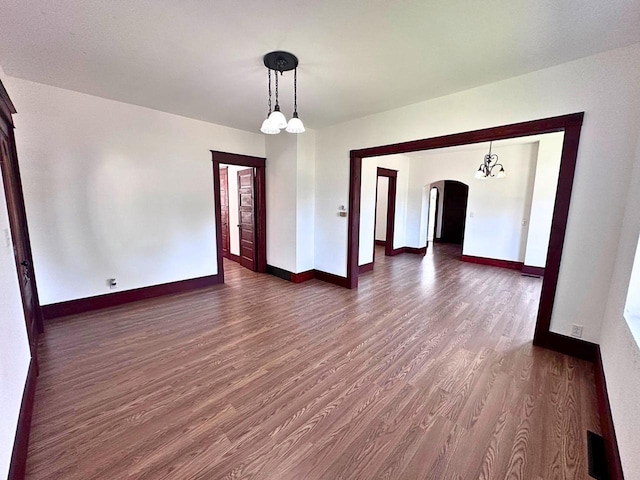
108, 278, 117, 289
570, 324, 583, 338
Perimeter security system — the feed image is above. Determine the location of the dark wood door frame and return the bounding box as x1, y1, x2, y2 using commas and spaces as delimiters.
374, 167, 398, 257
219, 166, 230, 259
211, 151, 267, 283
347, 112, 587, 358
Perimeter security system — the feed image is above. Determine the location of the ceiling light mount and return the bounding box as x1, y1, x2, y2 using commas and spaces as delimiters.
263, 51, 299, 73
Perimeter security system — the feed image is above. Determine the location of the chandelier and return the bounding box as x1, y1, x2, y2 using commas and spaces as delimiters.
475, 141, 506, 179
260, 51, 305, 134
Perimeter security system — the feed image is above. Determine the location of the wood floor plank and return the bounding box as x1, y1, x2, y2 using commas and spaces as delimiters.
26, 244, 599, 479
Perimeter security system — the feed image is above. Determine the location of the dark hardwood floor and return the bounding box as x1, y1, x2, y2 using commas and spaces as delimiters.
26, 244, 599, 479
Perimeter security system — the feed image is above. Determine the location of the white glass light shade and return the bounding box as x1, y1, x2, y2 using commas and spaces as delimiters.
285, 114, 305, 133
268, 109, 288, 129
260, 117, 280, 134
474, 168, 485, 179
496, 168, 506, 179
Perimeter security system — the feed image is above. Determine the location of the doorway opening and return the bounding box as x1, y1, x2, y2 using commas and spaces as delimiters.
348, 113, 587, 358
211, 151, 267, 283
432, 180, 469, 247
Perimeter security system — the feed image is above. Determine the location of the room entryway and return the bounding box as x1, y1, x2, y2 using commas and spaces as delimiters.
212, 151, 267, 283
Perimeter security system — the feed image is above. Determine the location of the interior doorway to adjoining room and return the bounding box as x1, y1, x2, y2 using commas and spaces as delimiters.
429, 180, 469, 247
349, 114, 581, 355
212, 151, 267, 283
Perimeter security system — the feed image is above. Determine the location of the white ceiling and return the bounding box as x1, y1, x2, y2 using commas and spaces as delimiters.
1, 0, 639, 132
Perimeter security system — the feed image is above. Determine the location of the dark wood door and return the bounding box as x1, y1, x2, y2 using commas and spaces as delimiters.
0, 126, 43, 362
237, 168, 256, 271
219, 167, 230, 258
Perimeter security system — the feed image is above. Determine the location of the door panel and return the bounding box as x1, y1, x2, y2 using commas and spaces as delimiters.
237, 168, 256, 271
0, 128, 42, 362
219, 167, 230, 257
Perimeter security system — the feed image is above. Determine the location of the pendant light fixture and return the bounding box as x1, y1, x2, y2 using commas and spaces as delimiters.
260, 51, 305, 134
260, 69, 280, 134
475, 141, 506, 179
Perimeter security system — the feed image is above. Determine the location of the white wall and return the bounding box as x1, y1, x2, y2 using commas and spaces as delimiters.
265, 134, 298, 273
315, 43, 640, 342
3, 76, 264, 305
405, 143, 538, 262
296, 131, 316, 273
0, 176, 32, 479
375, 176, 389, 241
359, 154, 409, 266
220, 164, 245, 257
599, 130, 640, 479
524, 133, 564, 267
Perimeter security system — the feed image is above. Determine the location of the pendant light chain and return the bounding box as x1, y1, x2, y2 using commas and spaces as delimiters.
293, 68, 298, 114
274, 69, 279, 109
267, 69, 272, 115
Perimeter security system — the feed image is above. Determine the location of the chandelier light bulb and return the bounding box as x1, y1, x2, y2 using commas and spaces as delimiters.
260, 117, 280, 134
269, 105, 288, 129
286, 112, 305, 133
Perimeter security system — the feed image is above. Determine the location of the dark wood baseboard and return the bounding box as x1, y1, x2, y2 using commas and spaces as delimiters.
313, 270, 352, 288
8, 358, 37, 480
374, 240, 386, 246
533, 331, 597, 362
266, 264, 292, 282
404, 246, 427, 255
227, 252, 242, 264
291, 270, 315, 283
42, 274, 221, 320
461, 254, 524, 271
358, 262, 374, 274
522, 265, 545, 277
388, 246, 428, 256
594, 345, 624, 480
267, 265, 326, 285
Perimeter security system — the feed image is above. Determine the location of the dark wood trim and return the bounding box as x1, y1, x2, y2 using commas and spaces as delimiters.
374, 239, 386, 246
537, 332, 597, 362
42, 275, 221, 320
532, 120, 583, 348
461, 254, 524, 271
377, 167, 398, 178
522, 265, 545, 277
266, 264, 291, 282
594, 346, 624, 480
0, 78, 17, 127
211, 151, 267, 282
347, 156, 362, 289
358, 262, 374, 274
291, 270, 315, 283
227, 252, 242, 264
8, 358, 37, 480
351, 113, 584, 158
387, 246, 428, 256
266, 265, 316, 284
314, 269, 351, 288
348, 113, 585, 359
377, 168, 398, 257
210, 151, 266, 168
